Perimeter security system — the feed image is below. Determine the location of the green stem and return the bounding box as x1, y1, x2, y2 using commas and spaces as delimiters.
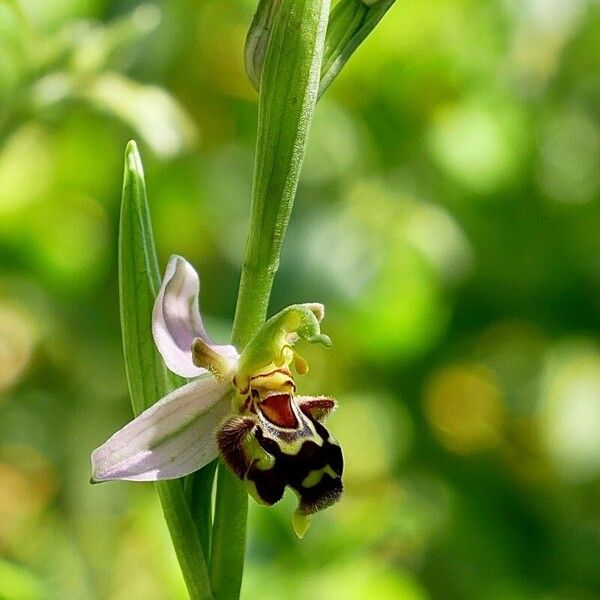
209, 0, 330, 598
231, 0, 330, 347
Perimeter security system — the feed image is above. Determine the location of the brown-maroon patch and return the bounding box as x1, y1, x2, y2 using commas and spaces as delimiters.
217, 416, 255, 478
297, 397, 336, 422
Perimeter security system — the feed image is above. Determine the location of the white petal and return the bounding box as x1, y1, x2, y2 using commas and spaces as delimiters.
152, 255, 238, 378
91, 376, 230, 482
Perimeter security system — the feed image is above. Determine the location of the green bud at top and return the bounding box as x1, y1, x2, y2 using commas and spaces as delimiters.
245, 0, 282, 91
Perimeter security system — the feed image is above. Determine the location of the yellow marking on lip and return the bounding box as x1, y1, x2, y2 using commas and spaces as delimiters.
250, 369, 296, 399
301, 465, 338, 488
241, 436, 275, 471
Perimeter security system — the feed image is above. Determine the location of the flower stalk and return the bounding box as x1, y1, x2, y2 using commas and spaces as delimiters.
211, 0, 330, 596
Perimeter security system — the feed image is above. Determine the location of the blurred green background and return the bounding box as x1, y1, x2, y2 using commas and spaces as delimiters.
1, 0, 599, 598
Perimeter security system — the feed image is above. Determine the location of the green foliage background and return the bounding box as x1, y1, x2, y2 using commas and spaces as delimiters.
0, 1, 599, 598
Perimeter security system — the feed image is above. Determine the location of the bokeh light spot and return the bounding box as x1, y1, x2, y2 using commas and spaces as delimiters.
540, 341, 600, 482
307, 560, 429, 600
538, 111, 600, 204
332, 393, 412, 484
0, 445, 57, 544
28, 194, 110, 291
429, 101, 526, 195
0, 304, 36, 393
424, 363, 505, 454
0, 125, 53, 216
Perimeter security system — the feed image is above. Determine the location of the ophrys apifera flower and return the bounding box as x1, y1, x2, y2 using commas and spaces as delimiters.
91, 255, 343, 536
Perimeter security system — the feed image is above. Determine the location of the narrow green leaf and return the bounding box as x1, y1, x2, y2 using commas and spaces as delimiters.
119, 140, 213, 600
319, 0, 396, 97
185, 459, 218, 557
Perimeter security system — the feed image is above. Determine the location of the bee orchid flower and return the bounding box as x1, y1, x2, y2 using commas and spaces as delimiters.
91, 255, 343, 536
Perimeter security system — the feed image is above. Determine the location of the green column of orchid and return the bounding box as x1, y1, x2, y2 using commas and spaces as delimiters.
209, 0, 330, 598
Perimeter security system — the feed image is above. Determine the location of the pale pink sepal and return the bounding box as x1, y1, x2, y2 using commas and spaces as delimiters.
152, 255, 238, 378
91, 375, 230, 482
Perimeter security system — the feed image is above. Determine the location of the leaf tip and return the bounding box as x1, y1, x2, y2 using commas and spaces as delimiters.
125, 138, 138, 154
124, 139, 143, 177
